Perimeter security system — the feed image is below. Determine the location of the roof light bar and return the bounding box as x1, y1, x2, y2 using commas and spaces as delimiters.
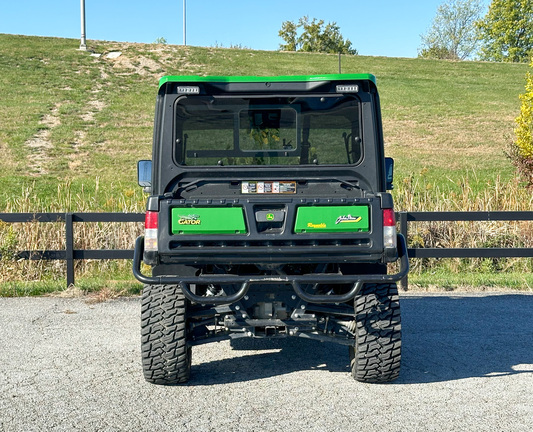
177, 86, 200, 94
336, 84, 359, 93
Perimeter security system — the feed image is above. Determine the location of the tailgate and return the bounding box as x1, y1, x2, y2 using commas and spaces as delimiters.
157, 197, 384, 264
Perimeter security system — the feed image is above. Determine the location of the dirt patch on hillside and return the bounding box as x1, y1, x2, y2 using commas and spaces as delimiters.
25, 103, 62, 176
110, 54, 162, 76
68, 60, 109, 172
81, 99, 106, 122
92, 42, 201, 77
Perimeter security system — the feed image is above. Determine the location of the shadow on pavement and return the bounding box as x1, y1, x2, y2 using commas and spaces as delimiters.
189, 337, 350, 385
187, 294, 533, 385
398, 294, 533, 384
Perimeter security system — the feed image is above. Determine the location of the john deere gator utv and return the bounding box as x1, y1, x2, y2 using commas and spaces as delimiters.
133, 74, 409, 384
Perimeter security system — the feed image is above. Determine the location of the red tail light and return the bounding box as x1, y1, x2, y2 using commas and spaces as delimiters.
383, 209, 396, 227
145, 211, 158, 229
144, 211, 159, 251
382, 208, 397, 252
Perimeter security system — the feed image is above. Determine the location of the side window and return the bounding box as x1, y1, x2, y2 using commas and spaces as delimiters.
174, 98, 234, 165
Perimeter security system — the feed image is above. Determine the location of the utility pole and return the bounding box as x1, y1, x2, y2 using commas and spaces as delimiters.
183, 0, 187, 45
80, 0, 87, 50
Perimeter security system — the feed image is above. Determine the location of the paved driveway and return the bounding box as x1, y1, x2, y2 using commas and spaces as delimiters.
0, 292, 532, 431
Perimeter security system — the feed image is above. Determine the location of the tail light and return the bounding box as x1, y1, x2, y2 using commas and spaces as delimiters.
144, 211, 158, 251
382, 208, 397, 250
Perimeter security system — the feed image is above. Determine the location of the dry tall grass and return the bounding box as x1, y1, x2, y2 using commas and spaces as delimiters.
0, 180, 145, 284
393, 173, 533, 274
1, 174, 532, 285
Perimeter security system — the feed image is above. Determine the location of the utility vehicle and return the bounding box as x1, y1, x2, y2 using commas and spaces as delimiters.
133, 74, 409, 384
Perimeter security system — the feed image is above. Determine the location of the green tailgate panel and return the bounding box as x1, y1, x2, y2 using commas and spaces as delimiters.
294, 206, 370, 233
171, 207, 247, 234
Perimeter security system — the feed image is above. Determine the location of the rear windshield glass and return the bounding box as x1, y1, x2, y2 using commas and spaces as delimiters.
174, 95, 362, 166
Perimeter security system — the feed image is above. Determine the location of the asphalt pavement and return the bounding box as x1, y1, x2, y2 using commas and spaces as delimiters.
0, 292, 532, 431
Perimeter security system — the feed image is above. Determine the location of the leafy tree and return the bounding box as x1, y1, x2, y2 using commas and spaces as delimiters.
419, 0, 483, 60
477, 0, 533, 62
278, 20, 298, 52
512, 59, 533, 185
278, 16, 357, 55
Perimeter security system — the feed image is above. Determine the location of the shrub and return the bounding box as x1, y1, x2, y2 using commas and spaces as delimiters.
512, 59, 533, 185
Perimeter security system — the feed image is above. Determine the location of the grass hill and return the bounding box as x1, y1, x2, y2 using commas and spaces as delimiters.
1, 33, 533, 293
0, 33, 530, 212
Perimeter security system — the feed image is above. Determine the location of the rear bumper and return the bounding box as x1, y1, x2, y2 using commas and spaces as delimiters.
132, 234, 409, 305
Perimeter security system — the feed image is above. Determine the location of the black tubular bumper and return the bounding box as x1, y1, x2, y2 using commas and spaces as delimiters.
132, 234, 409, 305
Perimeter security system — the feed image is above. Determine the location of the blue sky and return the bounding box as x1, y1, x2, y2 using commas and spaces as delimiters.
1, 0, 490, 58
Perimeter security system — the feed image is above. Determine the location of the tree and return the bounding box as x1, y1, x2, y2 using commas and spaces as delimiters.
278, 16, 357, 55
477, 0, 533, 62
419, 0, 483, 60
278, 20, 298, 52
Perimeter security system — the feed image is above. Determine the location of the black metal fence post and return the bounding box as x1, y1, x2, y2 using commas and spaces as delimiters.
65, 212, 75, 287
398, 211, 409, 291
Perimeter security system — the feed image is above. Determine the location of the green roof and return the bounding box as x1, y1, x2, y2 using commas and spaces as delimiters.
159, 74, 376, 88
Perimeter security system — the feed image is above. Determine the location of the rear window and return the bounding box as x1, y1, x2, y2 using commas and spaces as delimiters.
174, 95, 362, 166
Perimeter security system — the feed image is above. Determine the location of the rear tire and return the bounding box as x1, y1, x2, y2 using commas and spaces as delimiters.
141, 284, 191, 385
349, 283, 401, 383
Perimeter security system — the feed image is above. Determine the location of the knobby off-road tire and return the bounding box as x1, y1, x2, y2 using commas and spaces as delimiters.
141, 284, 191, 385
350, 283, 401, 383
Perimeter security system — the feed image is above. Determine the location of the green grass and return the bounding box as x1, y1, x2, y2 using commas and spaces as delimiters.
0, 33, 529, 209
0, 277, 143, 298
1, 33, 532, 292
409, 269, 533, 292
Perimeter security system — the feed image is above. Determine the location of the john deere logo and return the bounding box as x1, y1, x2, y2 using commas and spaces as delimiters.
266, 213, 275, 221
178, 214, 201, 225
335, 215, 362, 225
